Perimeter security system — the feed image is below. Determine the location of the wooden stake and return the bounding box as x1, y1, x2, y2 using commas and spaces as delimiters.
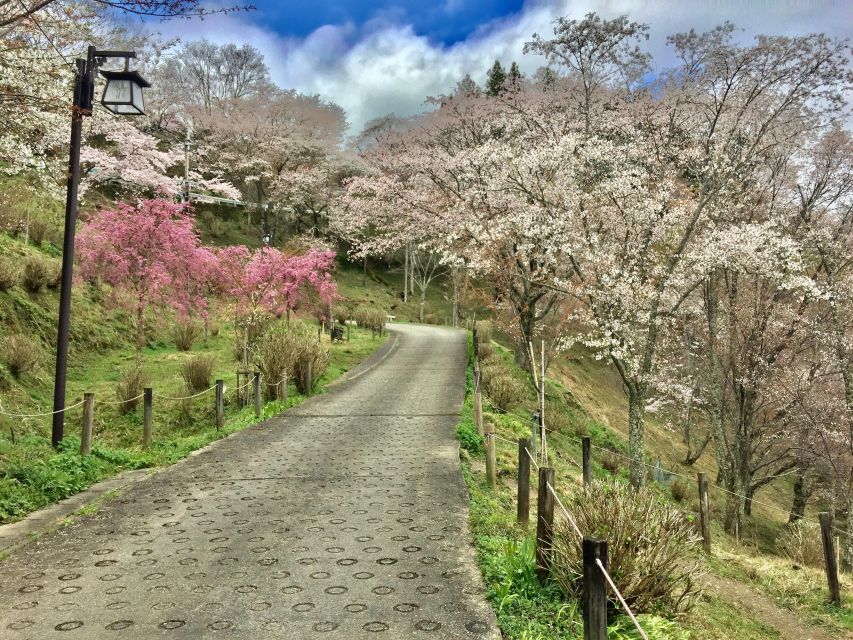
485, 422, 496, 490
80, 393, 94, 455
517, 438, 531, 526
582, 436, 592, 488
215, 380, 224, 430
253, 371, 262, 418
142, 387, 152, 449
583, 537, 608, 640
535, 467, 555, 584
698, 472, 711, 555
820, 512, 842, 606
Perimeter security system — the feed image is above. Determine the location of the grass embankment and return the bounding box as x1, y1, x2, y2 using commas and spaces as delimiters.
455, 335, 850, 639
0, 322, 388, 524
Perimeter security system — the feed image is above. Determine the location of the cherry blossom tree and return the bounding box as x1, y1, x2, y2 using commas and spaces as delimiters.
77, 199, 213, 365
217, 245, 337, 365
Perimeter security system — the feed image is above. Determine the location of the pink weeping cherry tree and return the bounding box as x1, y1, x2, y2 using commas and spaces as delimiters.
216, 245, 337, 365
77, 199, 214, 366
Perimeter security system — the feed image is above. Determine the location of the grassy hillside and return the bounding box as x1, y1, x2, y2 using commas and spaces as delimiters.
459, 333, 853, 639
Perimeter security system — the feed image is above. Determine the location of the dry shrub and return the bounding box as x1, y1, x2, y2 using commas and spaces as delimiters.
0, 258, 21, 291
670, 478, 690, 503
171, 323, 200, 352
354, 306, 385, 334
252, 327, 290, 399
777, 520, 824, 568
115, 367, 146, 414
423, 313, 439, 325
544, 399, 572, 434
254, 322, 329, 395
28, 219, 50, 246
180, 355, 214, 394
210, 324, 220, 337
475, 320, 492, 343
477, 342, 494, 360
601, 451, 622, 474
0, 334, 40, 378
22, 255, 55, 292
551, 480, 703, 615
484, 374, 527, 412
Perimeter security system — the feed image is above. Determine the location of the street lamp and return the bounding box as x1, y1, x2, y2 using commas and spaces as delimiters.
51, 46, 151, 448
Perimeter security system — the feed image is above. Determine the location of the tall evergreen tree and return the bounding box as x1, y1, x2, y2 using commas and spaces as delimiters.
485, 60, 507, 96
507, 61, 524, 91
454, 73, 481, 97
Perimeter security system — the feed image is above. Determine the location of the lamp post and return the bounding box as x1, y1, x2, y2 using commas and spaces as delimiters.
51, 46, 150, 448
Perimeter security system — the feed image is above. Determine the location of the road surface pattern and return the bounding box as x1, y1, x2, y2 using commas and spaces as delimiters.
0, 324, 498, 639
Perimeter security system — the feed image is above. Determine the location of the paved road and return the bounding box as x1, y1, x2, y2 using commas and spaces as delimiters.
0, 324, 498, 639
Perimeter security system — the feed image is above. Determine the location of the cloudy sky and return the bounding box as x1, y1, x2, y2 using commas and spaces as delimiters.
157, 0, 853, 134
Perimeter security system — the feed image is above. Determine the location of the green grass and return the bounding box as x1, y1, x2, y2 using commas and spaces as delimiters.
0, 325, 388, 524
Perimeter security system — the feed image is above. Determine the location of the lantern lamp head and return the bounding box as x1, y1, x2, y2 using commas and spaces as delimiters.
99, 69, 151, 116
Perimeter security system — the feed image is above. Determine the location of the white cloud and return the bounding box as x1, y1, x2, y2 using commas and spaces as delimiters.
156, 0, 852, 134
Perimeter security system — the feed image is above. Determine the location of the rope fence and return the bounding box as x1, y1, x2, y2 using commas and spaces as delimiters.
3, 369, 296, 456
0, 398, 86, 418
469, 329, 848, 635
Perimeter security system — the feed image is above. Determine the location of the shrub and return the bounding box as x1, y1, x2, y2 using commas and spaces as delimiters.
354, 306, 385, 334
252, 326, 291, 399
551, 480, 703, 615
601, 451, 622, 474
115, 367, 147, 415
171, 322, 200, 351
28, 219, 50, 246
423, 313, 438, 325
180, 355, 214, 394
0, 258, 21, 291
477, 342, 494, 360
474, 320, 492, 344
777, 520, 824, 568
22, 256, 55, 292
0, 334, 40, 378
483, 374, 527, 412
253, 322, 329, 395
289, 328, 329, 394
544, 398, 572, 434
670, 478, 690, 503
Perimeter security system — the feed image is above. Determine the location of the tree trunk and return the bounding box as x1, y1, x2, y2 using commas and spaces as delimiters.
135, 302, 145, 367
628, 386, 646, 489
514, 302, 536, 370
419, 294, 425, 323
844, 468, 853, 572
789, 472, 811, 524
451, 268, 459, 328
403, 246, 409, 303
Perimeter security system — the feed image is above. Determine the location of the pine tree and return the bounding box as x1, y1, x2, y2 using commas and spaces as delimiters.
507, 61, 524, 92
454, 73, 480, 97
485, 60, 507, 97
533, 66, 558, 90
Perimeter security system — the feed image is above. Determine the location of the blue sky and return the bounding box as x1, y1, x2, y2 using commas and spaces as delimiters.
158, 1, 853, 134
248, 0, 526, 46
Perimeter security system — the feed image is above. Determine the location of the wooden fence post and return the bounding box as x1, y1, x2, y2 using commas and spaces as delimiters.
142, 387, 152, 449
80, 393, 94, 455
583, 537, 608, 640
820, 512, 842, 606
304, 362, 313, 396
253, 372, 262, 418
698, 472, 711, 554
215, 380, 224, 430
582, 436, 592, 488
535, 466, 555, 584
279, 375, 287, 404
474, 374, 484, 436
485, 422, 497, 490
518, 438, 531, 526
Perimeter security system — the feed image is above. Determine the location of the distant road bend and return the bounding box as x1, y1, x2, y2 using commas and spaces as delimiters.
0, 323, 499, 639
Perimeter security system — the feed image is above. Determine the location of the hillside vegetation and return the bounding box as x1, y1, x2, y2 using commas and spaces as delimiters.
459, 330, 853, 639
